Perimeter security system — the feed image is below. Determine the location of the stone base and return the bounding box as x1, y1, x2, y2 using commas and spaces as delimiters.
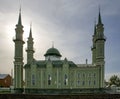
0, 94, 120, 99
24, 88, 106, 94
14, 88, 23, 94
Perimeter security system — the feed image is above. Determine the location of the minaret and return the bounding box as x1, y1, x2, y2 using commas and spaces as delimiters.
91, 22, 97, 64
13, 8, 24, 92
26, 24, 35, 63
95, 9, 106, 88
95, 9, 106, 64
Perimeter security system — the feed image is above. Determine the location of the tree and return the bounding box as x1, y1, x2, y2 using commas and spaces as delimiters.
109, 75, 120, 87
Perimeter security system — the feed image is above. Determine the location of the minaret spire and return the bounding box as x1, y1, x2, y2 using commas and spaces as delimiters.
98, 7, 102, 25
26, 23, 35, 63
29, 22, 32, 38
18, 7, 22, 25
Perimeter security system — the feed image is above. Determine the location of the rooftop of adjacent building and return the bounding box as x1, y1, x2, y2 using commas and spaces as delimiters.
0, 74, 10, 79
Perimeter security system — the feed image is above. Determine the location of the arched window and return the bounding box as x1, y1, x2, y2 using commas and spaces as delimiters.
78, 73, 80, 79
93, 73, 96, 78
83, 73, 85, 78
77, 80, 80, 86
82, 81, 85, 85
64, 74, 68, 85
48, 74, 52, 85
94, 80, 96, 85
32, 74, 35, 85
89, 81, 91, 86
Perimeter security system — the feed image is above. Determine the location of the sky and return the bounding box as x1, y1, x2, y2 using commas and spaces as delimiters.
0, 0, 120, 81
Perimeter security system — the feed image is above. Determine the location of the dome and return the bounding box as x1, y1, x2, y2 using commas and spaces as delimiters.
44, 47, 62, 57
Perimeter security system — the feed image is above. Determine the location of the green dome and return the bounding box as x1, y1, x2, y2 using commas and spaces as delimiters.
44, 47, 62, 57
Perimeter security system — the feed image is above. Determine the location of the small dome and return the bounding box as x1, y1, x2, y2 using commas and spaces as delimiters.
44, 47, 62, 57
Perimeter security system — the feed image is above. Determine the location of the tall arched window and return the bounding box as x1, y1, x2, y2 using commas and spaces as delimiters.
32, 74, 35, 85
77, 80, 80, 86
89, 81, 91, 86
94, 80, 96, 85
48, 74, 51, 85
93, 73, 96, 78
64, 74, 68, 85
78, 73, 80, 79
82, 81, 85, 86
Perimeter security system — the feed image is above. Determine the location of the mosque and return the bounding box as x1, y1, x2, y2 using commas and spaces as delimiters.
13, 9, 106, 93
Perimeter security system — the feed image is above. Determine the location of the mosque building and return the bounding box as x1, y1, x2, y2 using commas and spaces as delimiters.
13, 9, 106, 93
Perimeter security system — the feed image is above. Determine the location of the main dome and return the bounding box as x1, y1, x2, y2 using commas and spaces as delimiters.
44, 47, 62, 57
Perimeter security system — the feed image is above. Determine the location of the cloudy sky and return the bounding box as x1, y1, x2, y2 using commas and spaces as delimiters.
0, 0, 120, 80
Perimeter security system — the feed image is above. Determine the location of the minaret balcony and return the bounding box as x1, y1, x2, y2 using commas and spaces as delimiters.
91, 46, 96, 50
13, 36, 25, 43
25, 47, 35, 52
